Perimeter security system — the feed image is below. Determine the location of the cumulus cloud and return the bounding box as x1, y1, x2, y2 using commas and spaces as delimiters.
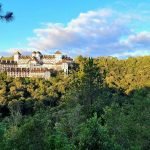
28, 9, 150, 57
112, 50, 150, 58
123, 32, 150, 49
114, 32, 150, 58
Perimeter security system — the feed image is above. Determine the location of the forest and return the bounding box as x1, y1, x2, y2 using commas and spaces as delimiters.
0, 56, 150, 150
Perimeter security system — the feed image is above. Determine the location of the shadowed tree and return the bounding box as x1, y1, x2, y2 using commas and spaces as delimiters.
0, 3, 13, 22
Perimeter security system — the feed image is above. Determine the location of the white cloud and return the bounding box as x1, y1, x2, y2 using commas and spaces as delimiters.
123, 32, 150, 48
27, 9, 150, 57
112, 50, 150, 58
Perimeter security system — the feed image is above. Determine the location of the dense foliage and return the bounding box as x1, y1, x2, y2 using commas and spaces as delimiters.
0, 56, 150, 150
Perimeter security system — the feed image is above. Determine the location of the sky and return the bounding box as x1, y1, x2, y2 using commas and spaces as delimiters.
0, 0, 150, 58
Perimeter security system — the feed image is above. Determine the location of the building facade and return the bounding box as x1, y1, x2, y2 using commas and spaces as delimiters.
0, 51, 73, 79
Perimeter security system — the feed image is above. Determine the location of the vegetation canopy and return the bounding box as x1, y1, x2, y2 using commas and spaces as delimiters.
0, 56, 149, 150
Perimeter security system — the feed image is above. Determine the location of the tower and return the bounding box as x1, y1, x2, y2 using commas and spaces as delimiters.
32, 51, 36, 57
36, 51, 42, 61
62, 62, 69, 75
55, 51, 62, 62
14, 51, 21, 62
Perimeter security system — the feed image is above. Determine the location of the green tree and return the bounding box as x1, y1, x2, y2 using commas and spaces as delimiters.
65, 57, 102, 117
78, 114, 114, 150
0, 3, 13, 21
103, 88, 150, 150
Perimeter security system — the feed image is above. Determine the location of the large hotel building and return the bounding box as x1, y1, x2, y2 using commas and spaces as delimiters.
0, 51, 73, 79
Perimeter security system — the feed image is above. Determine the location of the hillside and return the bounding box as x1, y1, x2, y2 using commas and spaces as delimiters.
0, 56, 150, 150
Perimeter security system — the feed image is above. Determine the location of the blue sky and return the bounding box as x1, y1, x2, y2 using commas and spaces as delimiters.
0, 0, 150, 57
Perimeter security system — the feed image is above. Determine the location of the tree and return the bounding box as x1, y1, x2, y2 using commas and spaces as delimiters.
103, 88, 150, 149
78, 114, 114, 150
0, 3, 13, 21
75, 57, 102, 115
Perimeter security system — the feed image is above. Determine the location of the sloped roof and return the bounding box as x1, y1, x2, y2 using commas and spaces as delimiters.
37, 51, 42, 54
32, 51, 36, 54
55, 51, 62, 54
14, 51, 21, 55
31, 56, 39, 62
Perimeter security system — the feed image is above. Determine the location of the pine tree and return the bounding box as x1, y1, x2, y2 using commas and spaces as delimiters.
0, 3, 13, 22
